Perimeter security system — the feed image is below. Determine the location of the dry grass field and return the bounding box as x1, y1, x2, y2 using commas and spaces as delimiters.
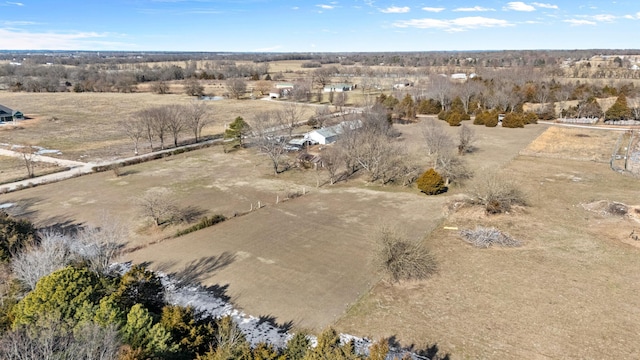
335, 127, 640, 359
0, 92, 315, 165
1, 91, 638, 359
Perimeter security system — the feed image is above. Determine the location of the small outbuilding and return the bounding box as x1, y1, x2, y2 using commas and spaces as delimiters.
0, 105, 23, 123
323, 83, 353, 92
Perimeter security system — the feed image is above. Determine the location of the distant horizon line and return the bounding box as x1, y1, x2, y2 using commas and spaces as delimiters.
1, 48, 640, 54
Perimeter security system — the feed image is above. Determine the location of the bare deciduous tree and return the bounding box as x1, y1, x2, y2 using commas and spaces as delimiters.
15, 146, 37, 178
121, 118, 145, 155
428, 75, 453, 111
11, 230, 71, 290
151, 80, 170, 94
183, 101, 210, 142
250, 111, 289, 175
184, 78, 204, 97
421, 119, 453, 157
275, 102, 305, 138
226, 78, 247, 99
165, 105, 185, 147
74, 218, 127, 275
321, 146, 343, 185
134, 108, 156, 151
457, 123, 476, 155
312, 68, 332, 89
136, 187, 178, 226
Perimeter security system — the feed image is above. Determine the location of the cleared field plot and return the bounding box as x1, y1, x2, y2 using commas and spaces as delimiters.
520, 126, 620, 162
0, 92, 314, 162
0, 143, 446, 330
335, 130, 640, 359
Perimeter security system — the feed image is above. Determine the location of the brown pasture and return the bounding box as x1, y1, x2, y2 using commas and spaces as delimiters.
1, 93, 639, 359
335, 126, 640, 359
0, 92, 315, 164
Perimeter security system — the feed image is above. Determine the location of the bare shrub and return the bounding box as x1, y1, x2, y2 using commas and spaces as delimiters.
135, 188, 178, 226
468, 171, 527, 214
73, 218, 127, 275
459, 226, 521, 248
11, 230, 71, 290
373, 227, 436, 282
12, 217, 126, 288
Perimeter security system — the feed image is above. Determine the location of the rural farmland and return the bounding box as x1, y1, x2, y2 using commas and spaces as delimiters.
1, 50, 640, 360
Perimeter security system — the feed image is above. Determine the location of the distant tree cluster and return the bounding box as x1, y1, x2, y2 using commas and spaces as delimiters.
124, 102, 210, 154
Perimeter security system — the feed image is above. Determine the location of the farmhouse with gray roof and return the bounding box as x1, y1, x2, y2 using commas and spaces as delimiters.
0, 104, 24, 122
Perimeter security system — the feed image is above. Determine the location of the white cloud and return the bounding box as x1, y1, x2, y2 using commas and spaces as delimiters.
623, 12, 640, 20
532, 2, 558, 9
453, 6, 494, 12
1, 20, 37, 26
393, 16, 512, 32
5, 1, 24, 6
292, 6, 299, 10
317, 4, 334, 10
0, 29, 133, 50
592, 14, 616, 22
422, 7, 445, 13
563, 19, 596, 26
504, 2, 536, 11
380, 6, 410, 13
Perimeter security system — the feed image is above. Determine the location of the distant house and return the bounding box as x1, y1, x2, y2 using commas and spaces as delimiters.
0, 105, 23, 123
393, 81, 413, 90
305, 120, 362, 145
451, 73, 468, 81
323, 83, 353, 93
269, 88, 282, 99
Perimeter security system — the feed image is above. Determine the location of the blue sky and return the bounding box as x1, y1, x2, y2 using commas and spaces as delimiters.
0, 0, 639, 52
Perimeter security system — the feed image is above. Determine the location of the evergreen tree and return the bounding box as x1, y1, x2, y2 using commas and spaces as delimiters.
113, 265, 165, 315
416, 169, 447, 195
224, 116, 250, 149
12, 266, 104, 328
0, 211, 37, 263
605, 93, 632, 120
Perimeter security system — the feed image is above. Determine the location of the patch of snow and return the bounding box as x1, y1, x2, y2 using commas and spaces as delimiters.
0, 203, 14, 209
110, 263, 423, 359
36, 149, 63, 155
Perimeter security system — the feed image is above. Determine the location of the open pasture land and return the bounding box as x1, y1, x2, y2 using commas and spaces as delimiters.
4, 114, 636, 357
0, 119, 546, 330
0, 141, 448, 330
335, 128, 640, 359
0, 92, 315, 163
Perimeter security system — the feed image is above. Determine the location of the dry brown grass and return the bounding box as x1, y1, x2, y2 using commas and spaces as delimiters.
0, 92, 314, 162
0, 156, 64, 184
3, 94, 639, 358
335, 127, 640, 359
520, 126, 620, 162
